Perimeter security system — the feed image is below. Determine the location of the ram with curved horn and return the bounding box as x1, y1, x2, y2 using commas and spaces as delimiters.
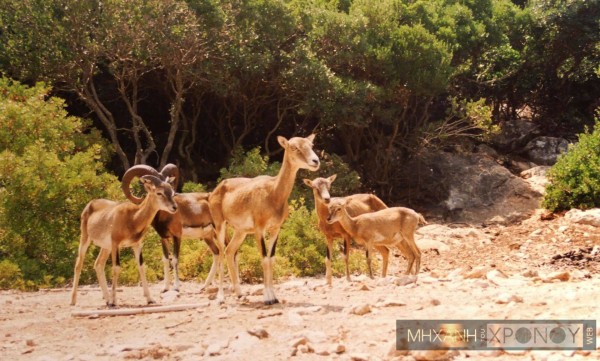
71, 173, 177, 306
122, 164, 222, 292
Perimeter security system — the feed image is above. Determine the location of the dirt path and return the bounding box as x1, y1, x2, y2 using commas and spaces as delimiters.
1, 210, 599, 361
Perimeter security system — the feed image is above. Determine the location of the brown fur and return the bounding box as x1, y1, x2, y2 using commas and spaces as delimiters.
327, 200, 424, 276
70, 176, 177, 307
153, 192, 223, 292
208, 135, 320, 304
304, 175, 390, 285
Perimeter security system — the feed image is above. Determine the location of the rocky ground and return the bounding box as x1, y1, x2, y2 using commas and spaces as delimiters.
1, 208, 600, 361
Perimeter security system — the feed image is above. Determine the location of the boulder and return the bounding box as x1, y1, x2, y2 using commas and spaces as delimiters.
524, 136, 569, 165
403, 150, 542, 223
565, 209, 600, 227
491, 118, 540, 152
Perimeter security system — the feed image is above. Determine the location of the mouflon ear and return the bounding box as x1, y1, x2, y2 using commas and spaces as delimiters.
277, 136, 288, 149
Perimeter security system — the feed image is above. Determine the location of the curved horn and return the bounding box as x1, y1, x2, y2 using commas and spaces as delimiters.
140, 174, 165, 187
159, 163, 180, 191
122, 165, 162, 204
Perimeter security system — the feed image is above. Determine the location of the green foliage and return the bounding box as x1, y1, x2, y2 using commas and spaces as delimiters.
0, 259, 23, 290
0, 78, 119, 287
277, 198, 327, 277
182, 181, 208, 193
543, 119, 600, 212
421, 97, 498, 147
219, 146, 280, 181
234, 198, 327, 282
178, 239, 215, 282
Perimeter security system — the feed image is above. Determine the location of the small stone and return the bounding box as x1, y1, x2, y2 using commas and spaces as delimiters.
290, 337, 308, 348
287, 311, 304, 326
358, 283, 370, 291
394, 275, 418, 286
474, 280, 490, 288
332, 343, 346, 354
486, 269, 508, 280
351, 304, 371, 316
530, 229, 543, 236
350, 352, 370, 361
247, 327, 269, 339
463, 266, 490, 279
522, 269, 539, 278
378, 300, 406, 307
430, 299, 441, 306
495, 293, 524, 304
429, 271, 444, 278
206, 343, 222, 356
250, 286, 263, 296
297, 306, 322, 315
297, 344, 313, 354
25, 339, 35, 347
542, 271, 570, 282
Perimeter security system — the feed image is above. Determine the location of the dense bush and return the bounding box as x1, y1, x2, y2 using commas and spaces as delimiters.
543, 118, 600, 212
0, 78, 120, 288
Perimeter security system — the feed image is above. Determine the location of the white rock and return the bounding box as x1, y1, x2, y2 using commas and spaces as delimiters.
565, 208, 600, 227
495, 293, 524, 304
473, 280, 490, 288
486, 269, 528, 287
375, 299, 406, 308
287, 311, 304, 326
302, 330, 328, 344
160, 290, 179, 303
349, 352, 370, 361
296, 306, 322, 315
297, 344, 313, 354
417, 239, 450, 253
530, 229, 543, 236
463, 266, 491, 279
351, 304, 371, 316
206, 340, 228, 356
393, 275, 418, 286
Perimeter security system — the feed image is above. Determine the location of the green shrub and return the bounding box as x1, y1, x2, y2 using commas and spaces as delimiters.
278, 198, 328, 277
116, 232, 163, 286
543, 119, 600, 212
218, 146, 279, 181
0, 259, 23, 289
0, 78, 119, 288
182, 181, 208, 193
178, 240, 214, 283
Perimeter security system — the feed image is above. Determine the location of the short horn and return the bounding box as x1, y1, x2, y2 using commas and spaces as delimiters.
122, 165, 162, 204
159, 163, 180, 190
